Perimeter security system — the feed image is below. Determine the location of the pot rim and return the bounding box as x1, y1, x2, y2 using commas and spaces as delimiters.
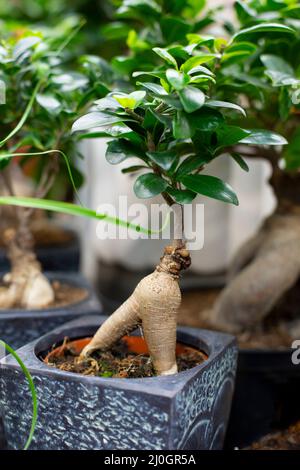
0, 272, 99, 319
1, 315, 237, 396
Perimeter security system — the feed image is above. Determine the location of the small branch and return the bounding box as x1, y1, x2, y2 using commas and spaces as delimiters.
125, 108, 144, 124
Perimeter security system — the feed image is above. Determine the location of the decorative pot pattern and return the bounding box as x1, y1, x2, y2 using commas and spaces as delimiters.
0, 316, 237, 450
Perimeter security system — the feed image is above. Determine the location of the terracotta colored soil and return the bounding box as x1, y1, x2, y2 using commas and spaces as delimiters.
247, 421, 300, 450
45, 337, 207, 379
0, 281, 87, 310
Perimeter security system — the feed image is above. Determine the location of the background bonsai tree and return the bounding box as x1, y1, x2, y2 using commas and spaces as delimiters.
72, 26, 286, 374
194, 0, 300, 338
102, 0, 216, 77
0, 23, 109, 309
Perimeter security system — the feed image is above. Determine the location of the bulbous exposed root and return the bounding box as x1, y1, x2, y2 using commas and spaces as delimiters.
228, 230, 266, 281
209, 212, 300, 334
0, 228, 54, 310
81, 245, 191, 376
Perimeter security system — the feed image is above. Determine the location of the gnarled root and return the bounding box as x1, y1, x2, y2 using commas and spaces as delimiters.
0, 228, 54, 310
209, 212, 300, 334
81, 245, 191, 376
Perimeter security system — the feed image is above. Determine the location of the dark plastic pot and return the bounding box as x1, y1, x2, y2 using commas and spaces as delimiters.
0, 272, 102, 350
0, 228, 80, 273
0, 315, 237, 450
224, 348, 300, 448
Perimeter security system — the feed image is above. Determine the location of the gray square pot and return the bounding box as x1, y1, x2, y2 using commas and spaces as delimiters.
0, 316, 237, 450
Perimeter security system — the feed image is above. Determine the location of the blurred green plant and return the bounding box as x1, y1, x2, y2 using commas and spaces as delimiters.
0, 23, 110, 310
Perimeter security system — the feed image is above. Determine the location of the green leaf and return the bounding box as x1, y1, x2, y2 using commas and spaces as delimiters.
166, 187, 196, 204
166, 69, 190, 91
230, 152, 249, 172
146, 150, 176, 171
178, 86, 205, 113
176, 155, 211, 178
160, 16, 192, 43
173, 111, 191, 139
153, 47, 178, 68
36, 93, 61, 113
261, 54, 298, 86
13, 36, 41, 60
106, 139, 144, 165
187, 108, 224, 133
0, 197, 153, 235
179, 174, 239, 205
122, 165, 148, 174
0, 341, 38, 450
232, 23, 295, 42
216, 126, 251, 147
181, 54, 216, 73
72, 112, 131, 133
113, 91, 146, 109
240, 130, 288, 146
138, 82, 167, 95
0, 80, 42, 149
134, 173, 168, 198
205, 100, 246, 117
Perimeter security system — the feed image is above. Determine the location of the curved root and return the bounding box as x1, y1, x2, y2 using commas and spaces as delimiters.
209, 213, 300, 333
228, 228, 266, 280
81, 245, 191, 376
0, 228, 54, 309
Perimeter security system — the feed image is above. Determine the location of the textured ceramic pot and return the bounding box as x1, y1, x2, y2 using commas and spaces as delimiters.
0, 315, 237, 450
0, 229, 80, 273
0, 272, 102, 350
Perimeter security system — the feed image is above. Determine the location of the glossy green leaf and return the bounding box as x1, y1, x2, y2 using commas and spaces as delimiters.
36, 93, 61, 113
240, 130, 288, 146
178, 86, 205, 113
232, 23, 295, 42
230, 152, 249, 172
153, 47, 178, 68
166, 69, 190, 90
176, 155, 211, 178
179, 174, 239, 205
146, 150, 176, 171
106, 139, 144, 165
217, 126, 251, 147
206, 100, 246, 117
134, 173, 168, 198
181, 54, 217, 73
173, 111, 191, 139
166, 187, 196, 204
72, 112, 131, 133
113, 91, 146, 109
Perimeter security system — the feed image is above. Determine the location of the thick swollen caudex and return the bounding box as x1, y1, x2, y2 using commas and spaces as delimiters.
0, 228, 54, 309
81, 245, 191, 376
209, 212, 300, 333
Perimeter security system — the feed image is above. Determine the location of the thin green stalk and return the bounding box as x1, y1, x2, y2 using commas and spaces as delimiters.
0, 150, 81, 204
0, 196, 170, 236
55, 19, 86, 56
0, 80, 43, 148
0, 341, 38, 450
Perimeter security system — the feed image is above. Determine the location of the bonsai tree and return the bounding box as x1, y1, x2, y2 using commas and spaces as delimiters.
102, 0, 216, 77
72, 28, 287, 374
197, 0, 300, 337
0, 24, 109, 309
